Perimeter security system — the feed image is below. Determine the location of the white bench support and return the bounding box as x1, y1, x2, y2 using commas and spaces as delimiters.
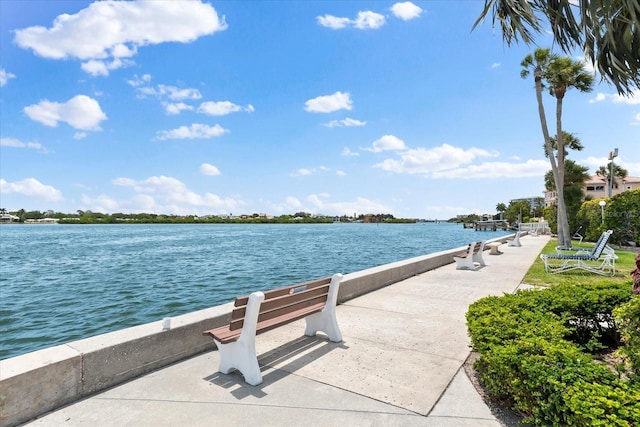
508, 231, 522, 247
453, 241, 486, 270
214, 291, 265, 386
304, 274, 343, 342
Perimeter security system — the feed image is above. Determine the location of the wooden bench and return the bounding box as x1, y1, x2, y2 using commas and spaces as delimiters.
453, 241, 486, 270
203, 273, 343, 385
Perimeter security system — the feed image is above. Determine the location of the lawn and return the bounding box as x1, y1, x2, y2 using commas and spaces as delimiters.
522, 239, 638, 288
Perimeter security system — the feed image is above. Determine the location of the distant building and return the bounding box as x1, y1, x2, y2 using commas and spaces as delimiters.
583, 175, 640, 199
0, 214, 20, 223
510, 197, 545, 213
24, 218, 59, 224
544, 175, 640, 206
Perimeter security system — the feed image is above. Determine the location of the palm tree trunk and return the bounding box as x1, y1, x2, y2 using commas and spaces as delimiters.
533, 66, 567, 244
555, 93, 571, 247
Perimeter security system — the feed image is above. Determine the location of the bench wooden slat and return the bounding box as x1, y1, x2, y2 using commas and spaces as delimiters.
229, 284, 329, 324
457, 242, 482, 258
233, 277, 331, 307
230, 292, 329, 331
204, 302, 326, 344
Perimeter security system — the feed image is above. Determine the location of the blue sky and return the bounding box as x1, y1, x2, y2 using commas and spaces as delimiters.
1, 1, 638, 219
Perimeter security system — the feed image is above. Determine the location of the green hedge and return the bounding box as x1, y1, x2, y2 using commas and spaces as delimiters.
467, 283, 639, 426
614, 297, 640, 378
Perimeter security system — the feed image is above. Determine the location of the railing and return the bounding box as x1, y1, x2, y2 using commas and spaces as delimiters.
519, 221, 550, 235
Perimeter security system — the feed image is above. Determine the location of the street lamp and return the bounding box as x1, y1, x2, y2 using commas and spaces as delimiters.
608, 148, 618, 197
599, 200, 606, 225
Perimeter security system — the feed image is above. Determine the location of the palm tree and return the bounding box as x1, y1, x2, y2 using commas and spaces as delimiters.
521, 47, 594, 247
544, 131, 584, 158
545, 160, 591, 233
473, 0, 640, 95
596, 162, 629, 196
496, 203, 507, 220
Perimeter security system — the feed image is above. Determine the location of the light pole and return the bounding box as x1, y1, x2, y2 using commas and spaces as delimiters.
608, 148, 618, 197
599, 200, 606, 225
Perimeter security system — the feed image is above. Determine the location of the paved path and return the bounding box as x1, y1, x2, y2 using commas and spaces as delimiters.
27, 235, 549, 426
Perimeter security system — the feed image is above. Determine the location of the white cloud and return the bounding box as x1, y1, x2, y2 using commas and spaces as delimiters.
73, 132, 87, 140
0, 178, 63, 201
317, 10, 385, 30
633, 112, 640, 126
138, 84, 202, 100
589, 90, 640, 105
164, 102, 194, 115
14, 0, 227, 76
156, 123, 229, 140
23, 95, 107, 131
336, 170, 347, 176
290, 166, 330, 177
200, 163, 221, 176
390, 2, 423, 20
324, 117, 366, 127
304, 91, 352, 113
576, 55, 597, 74
108, 175, 243, 214
491, 62, 501, 69
0, 68, 16, 86
581, 155, 640, 176
354, 11, 386, 29
0, 137, 48, 153
316, 15, 351, 29
342, 147, 360, 157
127, 73, 152, 87
431, 159, 549, 179
367, 135, 407, 152
292, 168, 313, 176
81, 58, 134, 76
373, 143, 499, 175
306, 194, 393, 216
197, 101, 254, 116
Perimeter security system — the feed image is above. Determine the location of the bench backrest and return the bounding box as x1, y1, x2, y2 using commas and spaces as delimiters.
468, 241, 482, 254
229, 277, 332, 331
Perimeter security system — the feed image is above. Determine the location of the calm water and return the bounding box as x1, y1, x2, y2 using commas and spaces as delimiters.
0, 223, 510, 360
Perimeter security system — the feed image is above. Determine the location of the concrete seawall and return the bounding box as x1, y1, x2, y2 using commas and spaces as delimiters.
0, 234, 517, 427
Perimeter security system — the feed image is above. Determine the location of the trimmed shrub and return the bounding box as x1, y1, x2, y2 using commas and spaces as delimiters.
614, 296, 640, 378
467, 283, 636, 426
565, 380, 640, 426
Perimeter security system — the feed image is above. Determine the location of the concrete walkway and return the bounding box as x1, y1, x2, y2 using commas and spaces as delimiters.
26, 235, 549, 426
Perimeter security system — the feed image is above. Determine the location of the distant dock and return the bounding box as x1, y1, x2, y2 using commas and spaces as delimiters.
464, 220, 511, 231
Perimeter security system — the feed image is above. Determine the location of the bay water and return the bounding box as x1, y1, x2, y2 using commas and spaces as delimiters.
0, 223, 511, 360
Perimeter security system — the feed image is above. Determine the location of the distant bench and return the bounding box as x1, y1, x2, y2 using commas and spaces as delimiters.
453, 241, 486, 270
203, 274, 343, 385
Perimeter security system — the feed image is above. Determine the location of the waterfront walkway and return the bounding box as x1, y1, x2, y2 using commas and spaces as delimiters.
27, 235, 549, 426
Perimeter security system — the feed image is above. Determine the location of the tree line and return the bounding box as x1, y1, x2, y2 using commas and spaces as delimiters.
0, 209, 417, 224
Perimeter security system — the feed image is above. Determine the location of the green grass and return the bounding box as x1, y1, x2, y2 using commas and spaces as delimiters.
523, 239, 638, 287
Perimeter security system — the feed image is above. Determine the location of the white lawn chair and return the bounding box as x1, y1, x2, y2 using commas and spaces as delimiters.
540, 230, 617, 276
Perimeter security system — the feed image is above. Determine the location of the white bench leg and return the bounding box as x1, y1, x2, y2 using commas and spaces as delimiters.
472, 241, 487, 266
305, 274, 343, 342
508, 232, 522, 247
454, 243, 477, 270
453, 255, 476, 270
215, 291, 264, 386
